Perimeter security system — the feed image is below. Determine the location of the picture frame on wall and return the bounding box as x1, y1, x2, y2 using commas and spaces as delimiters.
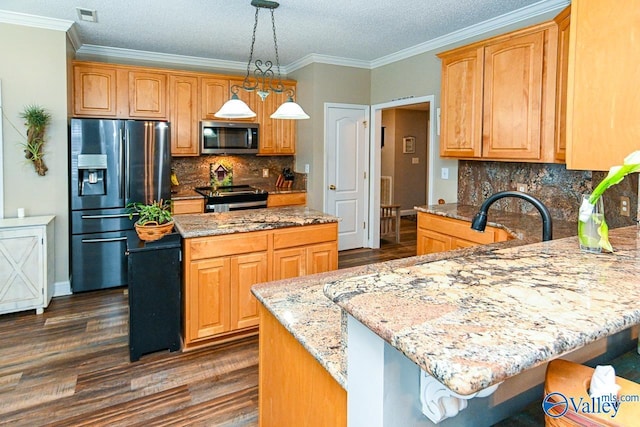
402, 136, 415, 154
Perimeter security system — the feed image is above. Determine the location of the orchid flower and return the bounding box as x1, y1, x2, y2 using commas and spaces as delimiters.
579, 150, 640, 252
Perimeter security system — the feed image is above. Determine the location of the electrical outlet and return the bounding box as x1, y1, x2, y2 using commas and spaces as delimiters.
441, 168, 449, 180
262, 168, 269, 178
516, 183, 528, 193
304, 164, 310, 173
412, 157, 419, 164
620, 196, 630, 216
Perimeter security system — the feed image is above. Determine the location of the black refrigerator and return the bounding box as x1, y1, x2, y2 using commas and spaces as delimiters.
69, 118, 171, 293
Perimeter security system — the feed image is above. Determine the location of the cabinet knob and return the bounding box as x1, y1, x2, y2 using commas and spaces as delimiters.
329, 184, 336, 190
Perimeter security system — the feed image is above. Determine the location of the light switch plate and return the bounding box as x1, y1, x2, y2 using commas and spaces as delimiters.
441, 168, 449, 180
412, 157, 419, 164
262, 168, 269, 178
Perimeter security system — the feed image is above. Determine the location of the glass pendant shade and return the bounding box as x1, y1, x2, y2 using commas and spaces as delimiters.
270, 97, 310, 120
214, 94, 256, 119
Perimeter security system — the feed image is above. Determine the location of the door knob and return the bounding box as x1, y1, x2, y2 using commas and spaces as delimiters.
329, 184, 336, 190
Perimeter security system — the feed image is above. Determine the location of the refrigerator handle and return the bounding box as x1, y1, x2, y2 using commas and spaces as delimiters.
125, 128, 131, 202
120, 128, 125, 200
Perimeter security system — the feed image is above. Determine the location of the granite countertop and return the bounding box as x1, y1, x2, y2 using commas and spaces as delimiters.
173, 206, 338, 239
170, 189, 204, 201
252, 204, 581, 389
324, 226, 640, 395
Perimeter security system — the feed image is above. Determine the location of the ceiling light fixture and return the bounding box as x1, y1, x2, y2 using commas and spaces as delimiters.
215, 0, 310, 120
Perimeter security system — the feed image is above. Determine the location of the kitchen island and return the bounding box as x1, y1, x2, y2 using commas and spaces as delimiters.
173, 206, 338, 349
252, 208, 640, 426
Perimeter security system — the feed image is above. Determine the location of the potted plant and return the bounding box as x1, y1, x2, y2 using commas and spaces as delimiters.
21, 105, 51, 176
127, 199, 174, 241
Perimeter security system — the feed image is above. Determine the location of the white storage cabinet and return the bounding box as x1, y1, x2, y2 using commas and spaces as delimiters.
0, 216, 55, 315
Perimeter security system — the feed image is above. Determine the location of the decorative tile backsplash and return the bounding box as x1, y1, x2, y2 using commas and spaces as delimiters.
171, 155, 306, 191
458, 160, 638, 228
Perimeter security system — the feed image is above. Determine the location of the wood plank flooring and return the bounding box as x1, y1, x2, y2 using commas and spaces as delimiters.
0, 219, 417, 426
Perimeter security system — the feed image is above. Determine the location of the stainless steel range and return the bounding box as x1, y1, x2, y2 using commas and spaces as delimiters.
195, 185, 268, 212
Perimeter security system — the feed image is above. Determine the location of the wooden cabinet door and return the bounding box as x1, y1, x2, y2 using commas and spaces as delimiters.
169, 74, 199, 156
553, 6, 570, 161
201, 77, 257, 122
451, 238, 479, 250
259, 83, 296, 155
273, 248, 305, 280
482, 30, 544, 160
566, 0, 640, 171
201, 77, 229, 120
187, 258, 231, 341
417, 229, 451, 255
267, 193, 307, 207
128, 71, 167, 118
306, 242, 338, 275
73, 65, 118, 117
439, 46, 484, 158
230, 252, 268, 330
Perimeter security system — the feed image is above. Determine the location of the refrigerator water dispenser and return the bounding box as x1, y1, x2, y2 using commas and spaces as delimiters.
78, 154, 108, 196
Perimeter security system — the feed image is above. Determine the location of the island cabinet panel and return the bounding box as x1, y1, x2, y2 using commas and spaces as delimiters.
565, 0, 640, 170
169, 74, 199, 156
183, 222, 337, 349
258, 304, 347, 427
188, 258, 231, 339
172, 198, 204, 215
73, 64, 118, 117
438, 20, 560, 163
417, 212, 512, 255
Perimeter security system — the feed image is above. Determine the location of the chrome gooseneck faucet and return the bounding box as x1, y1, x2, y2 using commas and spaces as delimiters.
470, 191, 553, 241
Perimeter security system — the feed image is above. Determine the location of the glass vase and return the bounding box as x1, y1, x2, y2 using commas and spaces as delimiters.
578, 194, 604, 253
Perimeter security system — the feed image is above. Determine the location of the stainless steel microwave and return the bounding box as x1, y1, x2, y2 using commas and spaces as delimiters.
201, 121, 259, 154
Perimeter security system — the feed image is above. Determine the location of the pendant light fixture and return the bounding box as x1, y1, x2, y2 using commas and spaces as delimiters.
215, 0, 310, 120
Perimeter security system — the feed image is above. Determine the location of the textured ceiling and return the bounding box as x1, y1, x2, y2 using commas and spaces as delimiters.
0, 0, 567, 67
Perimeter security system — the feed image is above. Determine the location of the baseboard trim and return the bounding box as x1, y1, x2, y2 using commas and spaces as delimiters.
53, 280, 72, 297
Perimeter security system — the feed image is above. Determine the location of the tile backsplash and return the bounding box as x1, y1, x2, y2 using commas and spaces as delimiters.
458, 160, 638, 228
171, 155, 306, 191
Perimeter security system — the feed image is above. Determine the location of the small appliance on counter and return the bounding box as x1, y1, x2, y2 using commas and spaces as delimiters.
195, 185, 268, 212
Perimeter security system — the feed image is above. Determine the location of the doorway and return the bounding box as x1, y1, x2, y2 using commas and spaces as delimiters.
368, 95, 436, 249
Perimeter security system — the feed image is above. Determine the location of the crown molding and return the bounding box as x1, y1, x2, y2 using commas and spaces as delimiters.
0, 10, 73, 32
287, 53, 372, 73
76, 44, 248, 72
370, 0, 569, 69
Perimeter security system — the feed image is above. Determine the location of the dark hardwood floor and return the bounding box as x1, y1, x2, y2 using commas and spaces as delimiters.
8, 218, 635, 426
0, 219, 418, 426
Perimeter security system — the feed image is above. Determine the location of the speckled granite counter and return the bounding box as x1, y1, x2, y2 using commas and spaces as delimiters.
173, 206, 337, 239
170, 189, 204, 201
324, 225, 640, 395
415, 203, 577, 241
252, 206, 585, 390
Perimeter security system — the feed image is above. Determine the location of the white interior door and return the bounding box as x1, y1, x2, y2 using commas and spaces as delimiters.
325, 104, 369, 251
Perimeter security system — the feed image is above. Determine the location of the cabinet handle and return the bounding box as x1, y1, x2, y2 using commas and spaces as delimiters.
82, 236, 127, 243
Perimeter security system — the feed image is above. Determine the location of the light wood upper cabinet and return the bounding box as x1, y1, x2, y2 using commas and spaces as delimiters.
553, 6, 570, 161
127, 71, 167, 119
439, 46, 483, 158
258, 82, 296, 155
73, 64, 118, 117
200, 77, 257, 122
565, 0, 640, 171
439, 21, 559, 163
482, 30, 544, 160
169, 74, 199, 156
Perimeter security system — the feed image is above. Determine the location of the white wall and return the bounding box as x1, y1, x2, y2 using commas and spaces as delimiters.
0, 22, 71, 286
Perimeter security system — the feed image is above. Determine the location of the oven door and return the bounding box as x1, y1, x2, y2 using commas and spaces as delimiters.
206, 200, 267, 213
